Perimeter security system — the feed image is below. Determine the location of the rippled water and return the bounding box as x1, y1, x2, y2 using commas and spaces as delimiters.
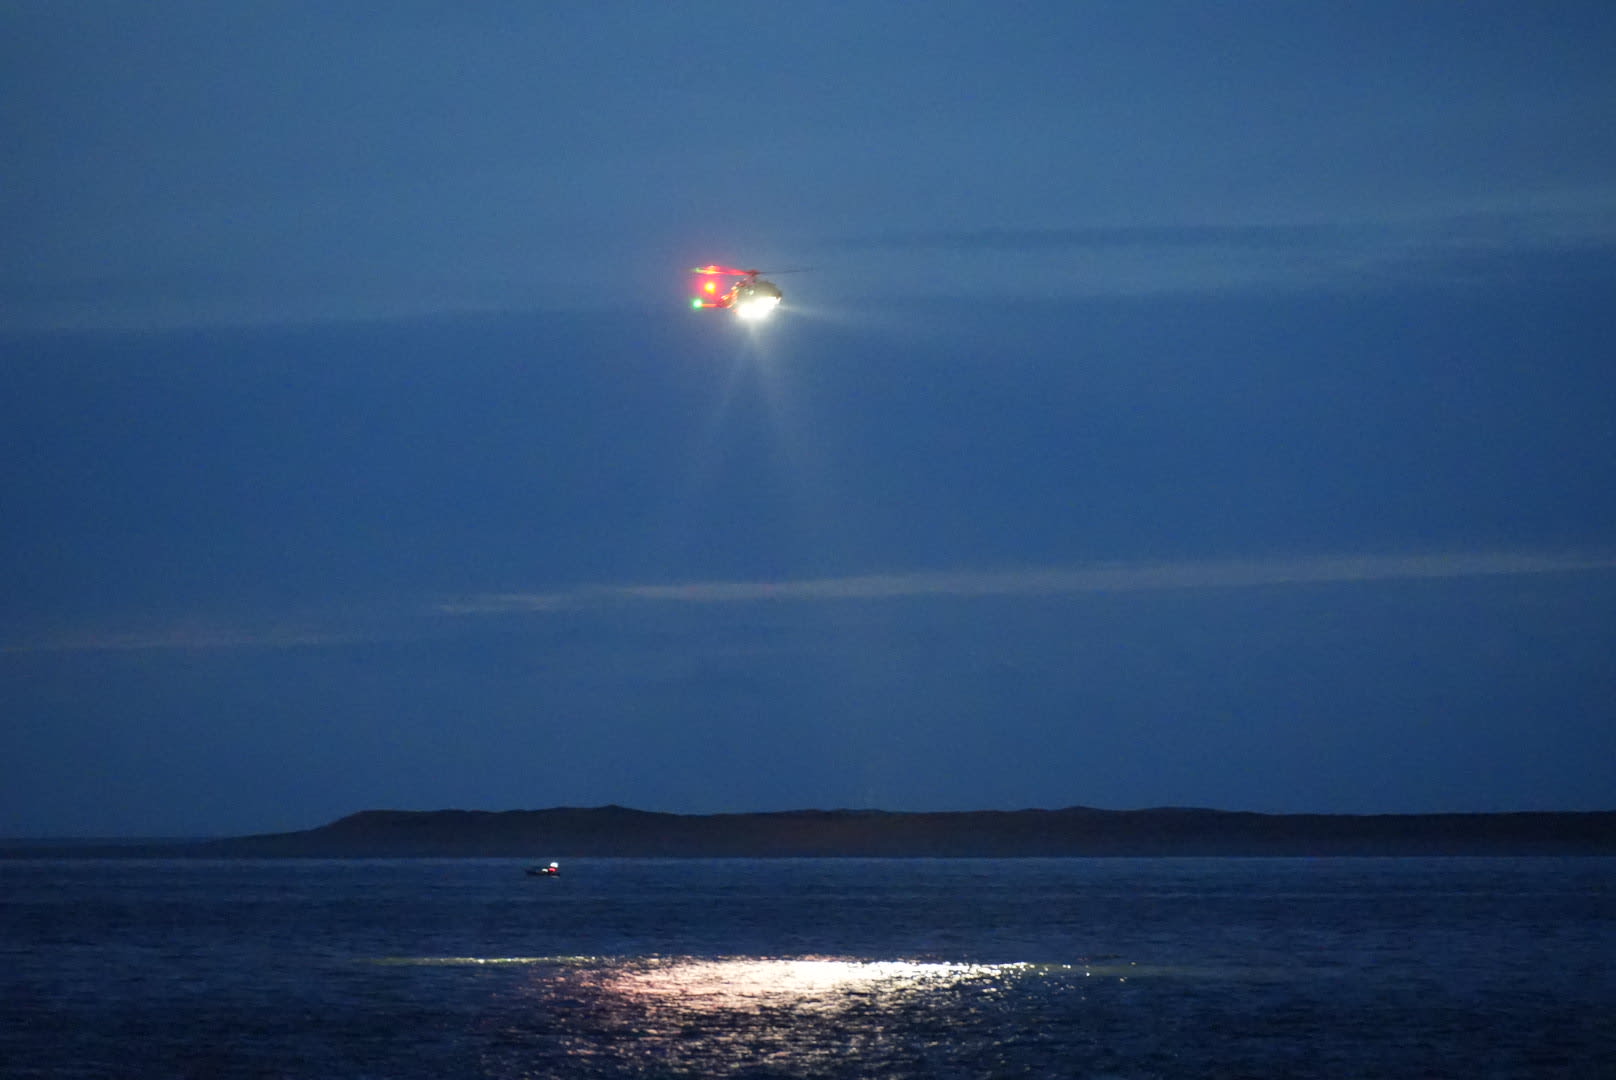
3, 857, 1612, 1078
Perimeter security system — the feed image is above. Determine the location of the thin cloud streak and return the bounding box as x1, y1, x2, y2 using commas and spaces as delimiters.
11, 209, 1612, 332
841, 208, 1616, 255
818, 209, 1616, 298
439, 550, 1616, 616
7, 551, 1611, 655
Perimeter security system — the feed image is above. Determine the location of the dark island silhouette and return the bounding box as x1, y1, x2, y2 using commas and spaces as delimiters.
7, 806, 1613, 858
92, 805, 1616, 858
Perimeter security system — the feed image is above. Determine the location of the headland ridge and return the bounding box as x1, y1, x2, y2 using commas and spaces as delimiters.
12, 805, 1609, 858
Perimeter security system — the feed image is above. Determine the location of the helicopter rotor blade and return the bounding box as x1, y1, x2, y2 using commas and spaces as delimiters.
691, 265, 815, 276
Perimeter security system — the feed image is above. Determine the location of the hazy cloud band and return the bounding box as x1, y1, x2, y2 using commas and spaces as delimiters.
7, 551, 1611, 655
438, 550, 1616, 616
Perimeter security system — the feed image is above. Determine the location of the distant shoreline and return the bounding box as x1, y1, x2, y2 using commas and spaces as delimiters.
5, 805, 1614, 859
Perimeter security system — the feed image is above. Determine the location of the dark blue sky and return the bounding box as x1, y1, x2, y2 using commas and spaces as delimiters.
3, 3, 1614, 835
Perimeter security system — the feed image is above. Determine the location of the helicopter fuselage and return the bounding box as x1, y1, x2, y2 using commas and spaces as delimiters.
692, 266, 784, 319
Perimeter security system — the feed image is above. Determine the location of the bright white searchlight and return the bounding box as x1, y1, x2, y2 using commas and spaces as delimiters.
735, 295, 781, 321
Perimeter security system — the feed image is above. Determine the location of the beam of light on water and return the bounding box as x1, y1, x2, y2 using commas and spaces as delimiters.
477, 956, 1043, 1078
594, 957, 1030, 1011
367, 955, 1266, 1077
370, 954, 1213, 983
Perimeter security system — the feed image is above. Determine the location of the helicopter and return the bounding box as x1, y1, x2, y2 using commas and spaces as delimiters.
689, 265, 790, 321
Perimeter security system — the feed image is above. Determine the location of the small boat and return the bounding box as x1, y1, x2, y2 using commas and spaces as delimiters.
526, 861, 559, 877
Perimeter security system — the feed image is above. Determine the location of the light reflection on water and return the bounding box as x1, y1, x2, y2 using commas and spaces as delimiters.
364, 954, 1256, 1078
591, 957, 1024, 1009
479, 956, 1044, 1078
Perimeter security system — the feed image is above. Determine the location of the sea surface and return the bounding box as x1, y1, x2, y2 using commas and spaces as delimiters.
2, 857, 1612, 1078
